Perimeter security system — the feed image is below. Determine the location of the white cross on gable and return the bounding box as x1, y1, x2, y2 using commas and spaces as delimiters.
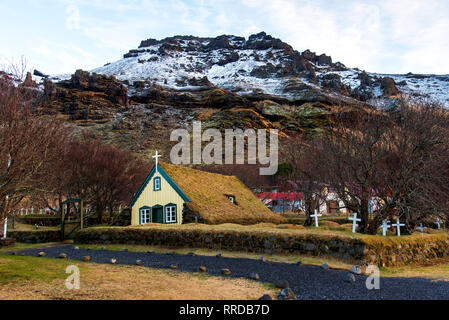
379, 219, 390, 236
392, 218, 405, 237
348, 212, 361, 233
311, 209, 322, 228
152, 151, 161, 172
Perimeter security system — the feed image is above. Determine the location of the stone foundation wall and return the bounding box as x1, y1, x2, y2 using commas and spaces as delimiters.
74, 227, 449, 267
8, 230, 61, 243
362, 237, 449, 267
0, 238, 16, 248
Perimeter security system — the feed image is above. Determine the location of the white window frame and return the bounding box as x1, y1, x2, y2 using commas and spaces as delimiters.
140, 208, 151, 224
165, 205, 176, 223
154, 177, 161, 191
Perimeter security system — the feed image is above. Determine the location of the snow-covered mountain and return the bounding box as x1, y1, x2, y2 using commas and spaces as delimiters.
84, 32, 449, 108
21, 32, 447, 157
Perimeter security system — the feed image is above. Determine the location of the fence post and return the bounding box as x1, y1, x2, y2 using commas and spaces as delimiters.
80, 200, 84, 229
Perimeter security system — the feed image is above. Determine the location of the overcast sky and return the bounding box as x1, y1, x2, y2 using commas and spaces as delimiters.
1, 0, 448, 75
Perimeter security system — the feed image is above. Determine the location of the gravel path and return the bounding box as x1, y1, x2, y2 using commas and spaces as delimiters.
10, 245, 449, 300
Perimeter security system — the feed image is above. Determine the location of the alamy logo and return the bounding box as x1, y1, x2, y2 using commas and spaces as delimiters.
65, 265, 80, 290
169, 121, 279, 175
365, 265, 380, 290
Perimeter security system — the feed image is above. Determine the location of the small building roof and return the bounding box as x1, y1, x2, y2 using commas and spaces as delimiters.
256, 192, 304, 201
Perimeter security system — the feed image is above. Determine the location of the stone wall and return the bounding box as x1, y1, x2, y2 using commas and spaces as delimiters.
8, 230, 61, 243
0, 238, 16, 248
362, 236, 449, 267
74, 227, 449, 267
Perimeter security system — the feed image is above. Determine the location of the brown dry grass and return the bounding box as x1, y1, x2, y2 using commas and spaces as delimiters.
9, 222, 59, 232
276, 224, 305, 230
381, 257, 449, 281
0, 256, 276, 300
321, 221, 341, 228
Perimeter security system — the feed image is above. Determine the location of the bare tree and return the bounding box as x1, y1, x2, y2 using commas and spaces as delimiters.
42, 134, 148, 224
374, 99, 449, 232
0, 63, 68, 228
317, 99, 449, 234
279, 136, 328, 226
80, 137, 148, 223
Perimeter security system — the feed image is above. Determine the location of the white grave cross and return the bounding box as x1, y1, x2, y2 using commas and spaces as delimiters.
311, 209, 322, 228
416, 224, 427, 235
435, 219, 442, 230
348, 212, 361, 233
379, 219, 390, 236
392, 218, 405, 236
2, 218, 7, 239
152, 151, 161, 172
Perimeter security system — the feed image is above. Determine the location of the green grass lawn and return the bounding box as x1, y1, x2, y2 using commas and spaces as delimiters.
0, 250, 88, 284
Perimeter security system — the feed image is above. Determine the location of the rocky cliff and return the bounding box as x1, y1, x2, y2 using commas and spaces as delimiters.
26, 32, 449, 158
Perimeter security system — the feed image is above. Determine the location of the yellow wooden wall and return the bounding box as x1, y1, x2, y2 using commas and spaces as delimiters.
131, 171, 185, 225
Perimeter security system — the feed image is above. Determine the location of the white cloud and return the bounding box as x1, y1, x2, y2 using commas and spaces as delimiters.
225, 0, 449, 74
31, 40, 100, 74
66, 4, 81, 30
4, 0, 448, 74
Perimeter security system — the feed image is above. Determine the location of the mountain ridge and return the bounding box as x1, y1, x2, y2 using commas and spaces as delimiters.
84, 32, 449, 107
20, 32, 449, 159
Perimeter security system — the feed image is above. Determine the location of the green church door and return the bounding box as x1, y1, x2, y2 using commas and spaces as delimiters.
152, 206, 163, 223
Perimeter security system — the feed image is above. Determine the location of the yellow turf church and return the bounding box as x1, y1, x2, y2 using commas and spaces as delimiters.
128, 152, 284, 226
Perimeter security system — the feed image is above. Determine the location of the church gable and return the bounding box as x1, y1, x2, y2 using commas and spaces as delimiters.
129, 159, 191, 225
129, 164, 190, 207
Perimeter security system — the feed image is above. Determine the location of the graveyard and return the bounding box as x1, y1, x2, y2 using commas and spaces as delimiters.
1, 202, 449, 300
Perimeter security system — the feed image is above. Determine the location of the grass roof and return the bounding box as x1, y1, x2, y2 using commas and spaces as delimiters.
160, 162, 285, 225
